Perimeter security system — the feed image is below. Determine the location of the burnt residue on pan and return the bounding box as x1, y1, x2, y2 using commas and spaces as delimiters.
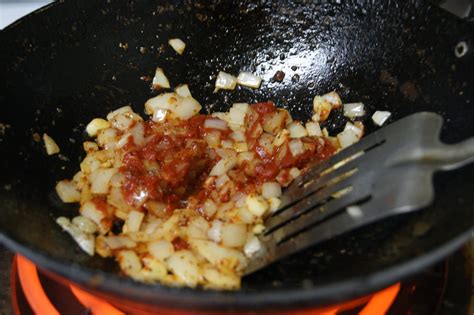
0, 0, 473, 309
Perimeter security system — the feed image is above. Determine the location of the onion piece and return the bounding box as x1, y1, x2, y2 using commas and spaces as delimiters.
173, 97, 202, 120
261, 182, 282, 199
166, 250, 202, 287
175, 84, 192, 98
86, 118, 111, 137
43, 133, 60, 155
214, 71, 237, 92
313, 96, 332, 122
221, 223, 247, 248
203, 199, 218, 217
337, 122, 363, 148
228, 104, 249, 126
244, 236, 262, 258
245, 195, 269, 217
55, 180, 81, 203
126, 210, 145, 233
305, 121, 322, 137
321, 91, 342, 109
209, 157, 237, 176
204, 118, 228, 130
106, 106, 133, 121
89, 168, 116, 194
343, 102, 365, 118
236, 72, 262, 89
287, 122, 308, 138
208, 220, 223, 242
72, 216, 98, 234
145, 93, 179, 115
148, 240, 174, 260
288, 138, 305, 157
56, 217, 95, 256
372, 111, 391, 126
152, 67, 171, 89
168, 38, 186, 55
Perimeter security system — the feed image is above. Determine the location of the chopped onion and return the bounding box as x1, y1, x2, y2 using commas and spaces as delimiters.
221, 223, 247, 247
273, 129, 290, 146
372, 110, 391, 126
43, 133, 60, 155
145, 93, 179, 114
106, 236, 137, 249
313, 96, 332, 122
56, 217, 95, 256
86, 118, 111, 137
152, 67, 171, 89
83, 141, 99, 152
337, 122, 363, 148
117, 250, 141, 278
106, 106, 133, 121
289, 167, 301, 178
230, 131, 245, 142
89, 168, 116, 194
245, 195, 269, 217
190, 239, 247, 271
148, 240, 174, 260
215, 174, 230, 188
321, 91, 342, 108
204, 118, 228, 130
130, 122, 145, 146
166, 251, 202, 287
126, 210, 145, 233
305, 121, 322, 137
173, 97, 202, 120
236, 71, 262, 89
209, 157, 237, 176
343, 102, 365, 118
214, 71, 237, 92
80, 201, 105, 229
55, 180, 81, 203
152, 109, 168, 122
175, 84, 192, 98
228, 104, 249, 126
287, 122, 308, 138
168, 38, 186, 55
244, 236, 261, 258
268, 197, 282, 213
208, 220, 223, 242
204, 131, 221, 148
261, 182, 282, 199
203, 199, 218, 217
288, 138, 305, 157
72, 216, 98, 234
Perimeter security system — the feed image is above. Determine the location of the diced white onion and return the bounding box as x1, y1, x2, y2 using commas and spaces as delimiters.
105, 236, 137, 249
152, 109, 168, 122
207, 220, 223, 242
209, 157, 237, 176
245, 195, 269, 217
344, 122, 363, 139
43, 133, 60, 155
305, 121, 322, 137
204, 118, 228, 130
287, 122, 308, 138
130, 122, 145, 146
372, 111, 391, 126
313, 96, 332, 122
148, 240, 174, 260
126, 210, 145, 232
90, 168, 116, 194
288, 138, 305, 157
268, 197, 282, 213
55, 180, 81, 203
228, 105, 248, 126
261, 182, 282, 199
56, 217, 95, 256
236, 71, 262, 89
321, 91, 342, 108
343, 102, 365, 118
337, 123, 362, 148
166, 250, 202, 287
203, 199, 218, 217
168, 38, 186, 55
145, 93, 178, 114
173, 97, 202, 120
244, 236, 262, 258
106, 106, 133, 121
221, 223, 247, 248
72, 216, 98, 234
214, 71, 237, 92
289, 167, 301, 178
86, 118, 111, 137
152, 67, 171, 89
175, 84, 192, 98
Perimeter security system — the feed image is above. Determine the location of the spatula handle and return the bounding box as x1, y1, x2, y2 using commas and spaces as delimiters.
438, 137, 474, 171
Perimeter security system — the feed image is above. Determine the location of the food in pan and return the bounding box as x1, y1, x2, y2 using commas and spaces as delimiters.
55, 80, 368, 288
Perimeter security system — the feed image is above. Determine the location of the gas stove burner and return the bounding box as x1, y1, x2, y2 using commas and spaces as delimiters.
1, 241, 472, 315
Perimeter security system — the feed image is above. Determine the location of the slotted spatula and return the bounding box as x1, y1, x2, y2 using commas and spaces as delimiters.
245, 111, 474, 275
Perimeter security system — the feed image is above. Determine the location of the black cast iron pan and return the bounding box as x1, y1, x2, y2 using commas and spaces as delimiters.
0, 0, 473, 312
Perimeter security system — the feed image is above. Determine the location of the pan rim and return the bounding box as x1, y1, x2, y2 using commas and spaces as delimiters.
1, 229, 472, 310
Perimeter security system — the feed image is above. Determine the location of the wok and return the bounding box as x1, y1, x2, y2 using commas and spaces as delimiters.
0, 0, 473, 312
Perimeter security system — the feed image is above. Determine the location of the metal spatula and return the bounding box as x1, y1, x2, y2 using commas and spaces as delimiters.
245, 112, 474, 275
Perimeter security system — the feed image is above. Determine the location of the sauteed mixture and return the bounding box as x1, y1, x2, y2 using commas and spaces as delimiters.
53, 65, 374, 289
